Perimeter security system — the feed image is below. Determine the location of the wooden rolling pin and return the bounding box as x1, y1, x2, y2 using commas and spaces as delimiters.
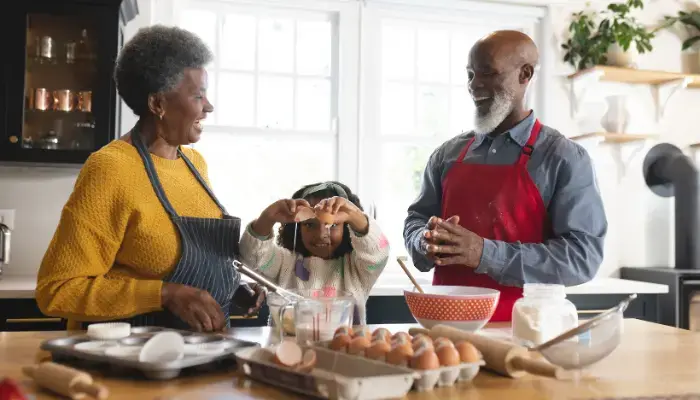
22, 362, 109, 399
409, 325, 564, 379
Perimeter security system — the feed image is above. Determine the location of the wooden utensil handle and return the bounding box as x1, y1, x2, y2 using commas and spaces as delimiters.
397, 257, 424, 294
74, 381, 109, 399
408, 327, 430, 337
509, 356, 562, 379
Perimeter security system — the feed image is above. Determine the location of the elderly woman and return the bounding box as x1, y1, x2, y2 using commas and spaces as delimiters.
36, 25, 264, 332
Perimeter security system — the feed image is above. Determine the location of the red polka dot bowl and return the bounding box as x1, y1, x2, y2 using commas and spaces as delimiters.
404, 286, 500, 332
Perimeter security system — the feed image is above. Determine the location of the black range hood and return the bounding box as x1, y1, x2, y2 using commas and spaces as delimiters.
621, 143, 700, 329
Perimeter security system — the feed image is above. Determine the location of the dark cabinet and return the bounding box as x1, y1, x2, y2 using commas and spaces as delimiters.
0, 0, 138, 165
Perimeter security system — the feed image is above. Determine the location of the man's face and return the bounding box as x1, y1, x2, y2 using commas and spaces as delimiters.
466, 43, 524, 134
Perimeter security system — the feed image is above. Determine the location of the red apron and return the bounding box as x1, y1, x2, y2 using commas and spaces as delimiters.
434, 119, 549, 322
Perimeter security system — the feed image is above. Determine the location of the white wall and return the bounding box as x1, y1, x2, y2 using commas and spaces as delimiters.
1, 0, 698, 278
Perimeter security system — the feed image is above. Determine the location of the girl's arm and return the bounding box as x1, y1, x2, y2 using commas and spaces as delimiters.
239, 221, 292, 284
344, 215, 391, 293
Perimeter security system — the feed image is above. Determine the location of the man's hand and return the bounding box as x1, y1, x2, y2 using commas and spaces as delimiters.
425, 217, 484, 268
421, 215, 459, 260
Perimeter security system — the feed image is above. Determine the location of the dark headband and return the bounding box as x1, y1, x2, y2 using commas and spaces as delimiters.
298, 182, 348, 200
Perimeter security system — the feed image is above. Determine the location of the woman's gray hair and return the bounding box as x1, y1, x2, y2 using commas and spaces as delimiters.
114, 24, 214, 117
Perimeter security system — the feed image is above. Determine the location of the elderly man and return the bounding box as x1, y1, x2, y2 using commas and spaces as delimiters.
403, 30, 607, 321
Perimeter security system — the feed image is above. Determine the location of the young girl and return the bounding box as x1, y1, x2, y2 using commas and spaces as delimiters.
239, 181, 390, 325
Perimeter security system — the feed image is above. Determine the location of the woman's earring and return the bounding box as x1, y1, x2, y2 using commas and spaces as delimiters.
158, 112, 164, 120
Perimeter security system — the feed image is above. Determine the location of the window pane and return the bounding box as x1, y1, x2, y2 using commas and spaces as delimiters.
258, 17, 294, 73
218, 73, 255, 126
450, 86, 473, 133
297, 20, 331, 76
257, 76, 293, 129
377, 143, 435, 262
296, 78, 331, 131
206, 73, 218, 124
417, 28, 449, 83
221, 13, 256, 70
382, 24, 414, 80
180, 10, 217, 56
417, 85, 449, 136
381, 82, 414, 135
194, 134, 334, 228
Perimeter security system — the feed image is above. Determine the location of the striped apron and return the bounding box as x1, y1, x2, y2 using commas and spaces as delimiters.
80, 126, 242, 330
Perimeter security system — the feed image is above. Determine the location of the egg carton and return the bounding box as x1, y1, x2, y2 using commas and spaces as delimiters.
234, 345, 416, 400
39, 325, 259, 380
315, 340, 484, 392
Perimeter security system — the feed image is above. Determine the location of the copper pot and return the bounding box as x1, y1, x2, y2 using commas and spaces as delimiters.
53, 90, 75, 112
77, 91, 92, 112
32, 88, 52, 111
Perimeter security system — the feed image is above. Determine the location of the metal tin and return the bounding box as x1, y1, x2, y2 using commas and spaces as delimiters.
65, 42, 76, 63
77, 91, 92, 112
39, 326, 260, 380
40, 36, 53, 59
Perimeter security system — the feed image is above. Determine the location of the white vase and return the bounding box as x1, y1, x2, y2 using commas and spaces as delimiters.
606, 43, 639, 68
600, 95, 630, 133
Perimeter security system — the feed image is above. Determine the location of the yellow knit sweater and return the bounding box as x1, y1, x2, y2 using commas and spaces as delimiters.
36, 140, 223, 322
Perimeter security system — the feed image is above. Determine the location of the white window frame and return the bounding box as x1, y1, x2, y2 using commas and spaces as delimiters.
160, 0, 548, 280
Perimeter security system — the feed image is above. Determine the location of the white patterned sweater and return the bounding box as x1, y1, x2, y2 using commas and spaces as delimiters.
239, 217, 390, 325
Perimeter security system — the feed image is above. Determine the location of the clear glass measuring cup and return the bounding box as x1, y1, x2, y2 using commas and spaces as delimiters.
278, 289, 355, 344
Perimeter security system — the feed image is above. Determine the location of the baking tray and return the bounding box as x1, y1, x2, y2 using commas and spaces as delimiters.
39, 326, 260, 380
235, 345, 416, 400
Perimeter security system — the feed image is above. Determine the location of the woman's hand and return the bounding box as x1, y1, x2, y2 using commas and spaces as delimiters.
244, 283, 266, 316
161, 283, 225, 332
251, 199, 311, 237
315, 196, 369, 235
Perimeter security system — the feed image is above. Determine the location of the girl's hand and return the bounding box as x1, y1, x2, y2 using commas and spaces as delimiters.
314, 196, 369, 234
252, 199, 311, 237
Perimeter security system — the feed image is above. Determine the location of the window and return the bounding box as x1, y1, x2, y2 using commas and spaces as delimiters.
169, 0, 546, 279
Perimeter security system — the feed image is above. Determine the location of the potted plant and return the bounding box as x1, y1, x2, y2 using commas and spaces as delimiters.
562, 0, 655, 71
655, 8, 700, 73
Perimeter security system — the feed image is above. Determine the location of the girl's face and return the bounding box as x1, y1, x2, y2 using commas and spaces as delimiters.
300, 197, 344, 259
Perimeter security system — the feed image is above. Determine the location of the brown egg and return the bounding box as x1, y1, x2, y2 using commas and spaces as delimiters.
348, 336, 371, 356
410, 347, 441, 370
455, 340, 481, 363
353, 326, 371, 339
316, 210, 335, 225
386, 344, 413, 367
371, 328, 391, 343
391, 332, 411, 344
436, 345, 460, 366
434, 337, 454, 350
411, 336, 434, 352
334, 326, 353, 338
365, 340, 391, 361
330, 334, 351, 352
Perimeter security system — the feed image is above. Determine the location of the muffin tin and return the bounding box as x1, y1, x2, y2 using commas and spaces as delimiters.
39, 326, 259, 380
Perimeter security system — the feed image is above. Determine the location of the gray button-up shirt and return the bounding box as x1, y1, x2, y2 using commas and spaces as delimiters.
403, 112, 607, 287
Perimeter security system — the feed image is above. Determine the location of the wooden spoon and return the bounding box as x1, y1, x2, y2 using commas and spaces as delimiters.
397, 256, 424, 294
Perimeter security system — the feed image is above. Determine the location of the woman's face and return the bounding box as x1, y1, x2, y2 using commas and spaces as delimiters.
159, 67, 214, 145
300, 197, 344, 259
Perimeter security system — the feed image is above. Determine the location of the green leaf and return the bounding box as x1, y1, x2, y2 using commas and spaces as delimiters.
682, 36, 700, 51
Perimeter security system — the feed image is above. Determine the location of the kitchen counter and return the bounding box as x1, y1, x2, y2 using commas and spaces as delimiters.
1, 319, 699, 399
0, 275, 669, 299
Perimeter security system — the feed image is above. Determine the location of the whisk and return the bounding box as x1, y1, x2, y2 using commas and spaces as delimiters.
232, 259, 304, 302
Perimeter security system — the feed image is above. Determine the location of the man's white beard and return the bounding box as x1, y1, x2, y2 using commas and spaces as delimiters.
473, 90, 515, 134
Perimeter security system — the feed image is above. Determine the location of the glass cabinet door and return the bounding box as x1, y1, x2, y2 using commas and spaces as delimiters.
20, 14, 98, 151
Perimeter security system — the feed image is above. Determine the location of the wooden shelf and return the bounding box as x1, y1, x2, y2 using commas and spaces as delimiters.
568, 66, 700, 88
569, 132, 658, 143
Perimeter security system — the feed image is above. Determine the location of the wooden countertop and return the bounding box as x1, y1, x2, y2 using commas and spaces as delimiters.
1, 319, 699, 399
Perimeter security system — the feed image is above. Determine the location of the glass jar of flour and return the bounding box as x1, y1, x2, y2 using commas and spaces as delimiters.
511, 283, 578, 347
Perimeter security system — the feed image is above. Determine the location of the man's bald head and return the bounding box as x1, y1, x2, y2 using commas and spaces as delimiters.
466, 30, 539, 134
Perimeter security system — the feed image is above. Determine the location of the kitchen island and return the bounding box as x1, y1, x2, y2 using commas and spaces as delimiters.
1, 319, 698, 399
